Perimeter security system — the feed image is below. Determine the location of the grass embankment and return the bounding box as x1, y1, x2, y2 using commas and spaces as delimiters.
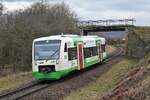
101, 52, 150, 100
0, 45, 116, 94
0, 72, 33, 93
64, 58, 138, 100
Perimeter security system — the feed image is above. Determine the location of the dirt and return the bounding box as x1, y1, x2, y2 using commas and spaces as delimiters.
100, 61, 150, 100
20, 49, 123, 100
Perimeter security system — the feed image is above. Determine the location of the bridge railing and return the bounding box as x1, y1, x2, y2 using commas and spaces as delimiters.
77, 18, 136, 27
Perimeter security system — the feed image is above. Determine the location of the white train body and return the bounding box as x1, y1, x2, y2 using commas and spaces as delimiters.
32, 35, 106, 80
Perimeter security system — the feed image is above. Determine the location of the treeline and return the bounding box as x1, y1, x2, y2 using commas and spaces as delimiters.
0, 2, 77, 73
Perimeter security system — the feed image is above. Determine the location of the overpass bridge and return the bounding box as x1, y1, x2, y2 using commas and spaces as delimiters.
77, 18, 136, 35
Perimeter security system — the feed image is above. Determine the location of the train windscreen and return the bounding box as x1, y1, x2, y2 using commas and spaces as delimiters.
34, 40, 61, 60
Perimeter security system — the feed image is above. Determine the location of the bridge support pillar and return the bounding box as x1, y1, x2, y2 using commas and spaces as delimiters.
79, 28, 84, 36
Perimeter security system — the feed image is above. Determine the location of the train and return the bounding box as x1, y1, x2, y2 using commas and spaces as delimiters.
32, 35, 106, 80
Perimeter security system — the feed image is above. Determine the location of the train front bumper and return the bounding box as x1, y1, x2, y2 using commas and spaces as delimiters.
32, 67, 76, 80
32, 72, 62, 80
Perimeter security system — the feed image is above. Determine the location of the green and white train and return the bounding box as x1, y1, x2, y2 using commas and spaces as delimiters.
32, 35, 106, 80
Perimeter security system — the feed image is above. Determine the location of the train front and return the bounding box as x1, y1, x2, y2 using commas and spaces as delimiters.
32, 39, 61, 80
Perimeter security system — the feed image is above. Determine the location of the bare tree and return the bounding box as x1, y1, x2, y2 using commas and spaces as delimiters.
0, 2, 77, 73
0, 3, 4, 15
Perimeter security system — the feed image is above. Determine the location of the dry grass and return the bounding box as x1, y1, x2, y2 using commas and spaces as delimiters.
0, 72, 33, 93
64, 58, 138, 100
100, 53, 150, 100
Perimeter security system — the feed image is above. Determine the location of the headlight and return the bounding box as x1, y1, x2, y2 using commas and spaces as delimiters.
56, 60, 59, 64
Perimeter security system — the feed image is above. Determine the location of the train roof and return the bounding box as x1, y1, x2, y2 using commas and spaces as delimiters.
33, 35, 105, 42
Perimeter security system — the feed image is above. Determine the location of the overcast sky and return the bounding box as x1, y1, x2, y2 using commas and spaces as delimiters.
0, 0, 150, 26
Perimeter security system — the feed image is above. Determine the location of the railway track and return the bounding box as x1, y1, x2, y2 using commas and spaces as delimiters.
0, 45, 124, 100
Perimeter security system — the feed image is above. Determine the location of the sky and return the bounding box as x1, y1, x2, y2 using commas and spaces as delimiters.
0, 0, 150, 26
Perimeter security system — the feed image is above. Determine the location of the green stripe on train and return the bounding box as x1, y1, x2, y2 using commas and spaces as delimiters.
84, 59, 99, 68
73, 37, 83, 46
32, 67, 77, 80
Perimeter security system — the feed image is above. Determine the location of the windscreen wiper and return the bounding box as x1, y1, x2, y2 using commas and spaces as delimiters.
45, 48, 60, 62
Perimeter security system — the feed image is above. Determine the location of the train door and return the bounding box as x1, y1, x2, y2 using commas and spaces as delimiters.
98, 44, 102, 63
77, 43, 84, 70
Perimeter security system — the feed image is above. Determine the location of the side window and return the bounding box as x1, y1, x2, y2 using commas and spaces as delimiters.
64, 43, 67, 52
68, 47, 77, 60
91, 46, 98, 56
101, 44, 106, 52
84, 48, 91, 58
84, 46, 98, 58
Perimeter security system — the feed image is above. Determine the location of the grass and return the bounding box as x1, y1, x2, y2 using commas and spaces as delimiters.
64, 57, 139, 100
0, 72, 33, 93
